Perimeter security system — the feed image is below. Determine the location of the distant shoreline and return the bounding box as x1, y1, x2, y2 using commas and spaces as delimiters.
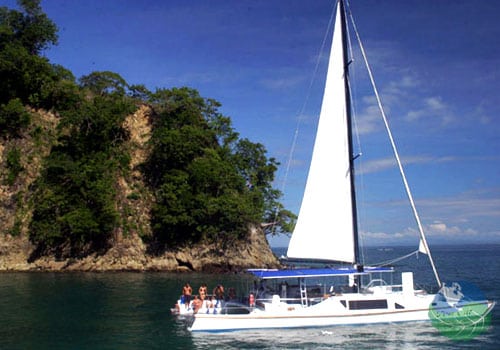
271, 242, 500, 254
272, 243, 500, 250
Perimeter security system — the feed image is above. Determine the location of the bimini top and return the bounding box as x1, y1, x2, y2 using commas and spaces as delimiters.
247, 266, 393, 280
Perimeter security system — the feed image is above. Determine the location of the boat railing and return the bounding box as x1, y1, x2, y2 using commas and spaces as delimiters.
362, 279, 405, 294
256, 295, 332, 307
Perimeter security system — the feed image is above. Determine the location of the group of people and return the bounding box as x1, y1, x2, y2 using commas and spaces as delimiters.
179, 282, 235, 314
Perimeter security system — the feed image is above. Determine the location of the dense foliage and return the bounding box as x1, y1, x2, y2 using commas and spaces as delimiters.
144, 88, 289, 249
1, 0, 295, 257
29, 76, 135, 255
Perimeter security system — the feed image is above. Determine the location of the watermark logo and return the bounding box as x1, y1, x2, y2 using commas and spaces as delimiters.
429, 281, 494, 340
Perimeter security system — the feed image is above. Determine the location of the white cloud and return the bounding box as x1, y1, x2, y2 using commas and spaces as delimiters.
358, 157, 396, 174
260, 75, 305, 90
473, 103, 492, 125
418, 192, 500, 221
384, 75, 420, 102
361, 230, 415, 241
359, 187, 500, 246
358, 155, 456, 175
428, 222, 447, 233
352, 71, 457, 136
426, 221, 477, 237
405, 96, 455, 125
353, 96, 384, 135
361, 220, 480, 246
353, 74, 419, 136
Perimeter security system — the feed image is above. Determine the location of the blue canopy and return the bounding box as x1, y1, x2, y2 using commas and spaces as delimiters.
247, 266, 393, 279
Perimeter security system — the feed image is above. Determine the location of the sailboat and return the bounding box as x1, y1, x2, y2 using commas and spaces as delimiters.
185, 0, 495, 332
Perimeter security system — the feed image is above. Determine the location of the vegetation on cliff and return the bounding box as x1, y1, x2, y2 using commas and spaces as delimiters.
0, 0, 295, 264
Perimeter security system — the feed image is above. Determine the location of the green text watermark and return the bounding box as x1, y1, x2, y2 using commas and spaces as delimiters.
429, 281, 494, 341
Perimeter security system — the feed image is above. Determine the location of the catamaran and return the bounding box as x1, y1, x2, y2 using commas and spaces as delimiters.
183, 0, 495, 332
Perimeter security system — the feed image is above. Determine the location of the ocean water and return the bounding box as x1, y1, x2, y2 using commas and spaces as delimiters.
0, 245, 498, 349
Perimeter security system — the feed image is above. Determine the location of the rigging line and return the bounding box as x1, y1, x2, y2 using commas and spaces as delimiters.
347, 7, 442, 288
371, 249, 419, 267
270, 3, 337, 235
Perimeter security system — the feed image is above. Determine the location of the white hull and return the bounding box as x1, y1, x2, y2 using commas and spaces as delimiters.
189, 291, 436, 332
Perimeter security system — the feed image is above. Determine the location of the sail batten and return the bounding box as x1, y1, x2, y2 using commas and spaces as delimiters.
287, 1, 356, 263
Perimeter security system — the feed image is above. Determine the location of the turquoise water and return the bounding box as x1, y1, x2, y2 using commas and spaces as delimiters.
0, 245, 498, 349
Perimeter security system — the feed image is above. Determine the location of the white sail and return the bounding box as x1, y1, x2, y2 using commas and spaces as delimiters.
287, 2, 355, 263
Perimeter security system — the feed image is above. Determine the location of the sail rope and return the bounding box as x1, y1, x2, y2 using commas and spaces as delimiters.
269, 4, 337, 235
371, 249, 419, 268
346, 1, 442, 287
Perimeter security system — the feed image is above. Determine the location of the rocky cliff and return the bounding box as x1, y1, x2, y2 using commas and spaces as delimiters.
0, 107, 279, 272
0, 223, 278, 272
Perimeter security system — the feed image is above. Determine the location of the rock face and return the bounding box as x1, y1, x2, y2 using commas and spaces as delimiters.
0, 107, 280, 272
0, 225, 279, 272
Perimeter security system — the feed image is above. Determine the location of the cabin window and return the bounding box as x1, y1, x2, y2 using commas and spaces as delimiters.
348, 299, 388, 310
395, 303, 405, 309
340, 300, 347, 308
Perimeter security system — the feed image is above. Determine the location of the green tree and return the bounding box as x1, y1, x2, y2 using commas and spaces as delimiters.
29, 72, 135, 256
128, 84, 151, 101
0, 0, 58, 106
144, 87, 295, 251
5, 146, 24, 185
79, 71, 128, 96
30, 153, 119, 253
0, 0, 74, 138
188, 148, 249, 237
0, 0, 58, 55
0, 98, 31, 137
37, 65, 81, 111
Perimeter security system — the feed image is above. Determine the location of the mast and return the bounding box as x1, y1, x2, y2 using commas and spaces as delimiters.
347, 3, 441, 287
339, 0, 361, 269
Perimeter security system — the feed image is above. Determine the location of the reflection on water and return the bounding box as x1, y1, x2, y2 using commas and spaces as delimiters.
189, 322, 458, 349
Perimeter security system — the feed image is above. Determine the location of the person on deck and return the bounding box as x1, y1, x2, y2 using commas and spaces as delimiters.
213, 284, 224, 299
213, 284, 225, 307
191, 295, 202, 313
182, 283, 192, 309
198, 283, 208, 301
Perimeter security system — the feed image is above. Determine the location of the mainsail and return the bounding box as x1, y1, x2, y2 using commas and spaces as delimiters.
287, 1, 356, 263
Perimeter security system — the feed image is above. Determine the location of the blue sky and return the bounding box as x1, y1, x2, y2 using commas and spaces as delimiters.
4, 0, 499, 248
